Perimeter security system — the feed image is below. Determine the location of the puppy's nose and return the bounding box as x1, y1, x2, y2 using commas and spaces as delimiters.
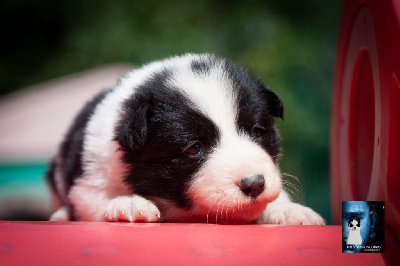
239, 175, 265, 198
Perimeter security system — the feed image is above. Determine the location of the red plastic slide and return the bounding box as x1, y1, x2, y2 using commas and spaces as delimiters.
330, 0, 400, 244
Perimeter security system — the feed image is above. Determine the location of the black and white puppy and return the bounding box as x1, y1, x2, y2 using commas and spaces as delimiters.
47, 54, 325, 225
346, 218, 362, 244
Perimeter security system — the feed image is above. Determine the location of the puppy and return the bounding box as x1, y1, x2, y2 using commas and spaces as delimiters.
347, 218, 362, 244
47, 54, 325, 225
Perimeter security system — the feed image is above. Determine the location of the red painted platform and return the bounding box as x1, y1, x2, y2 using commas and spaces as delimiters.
0, 222, 388, 266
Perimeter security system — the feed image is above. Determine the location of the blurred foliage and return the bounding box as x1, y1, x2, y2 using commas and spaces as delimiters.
1, 0, 341, 223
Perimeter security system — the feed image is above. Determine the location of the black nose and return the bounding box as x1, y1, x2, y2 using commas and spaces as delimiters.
239, 175, 265, 198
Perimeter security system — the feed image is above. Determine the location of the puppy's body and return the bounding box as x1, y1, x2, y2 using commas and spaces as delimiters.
47, 54, 324, 225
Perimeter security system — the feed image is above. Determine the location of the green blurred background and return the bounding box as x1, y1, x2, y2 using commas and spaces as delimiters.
0, 0, 341, 223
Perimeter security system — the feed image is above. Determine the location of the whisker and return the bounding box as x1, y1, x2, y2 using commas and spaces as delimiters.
215, 203, 221, 224
281, 177, 303, 194
191, 191, 201, 201
282, 187, 294, 201
207, 202, 215, 224
282, 182, 304, 203
281, 172, 305, 204
189, 195, 210, 221
282, 179, 303, 188
282, 181, 305, 196
281, 172, 302, 184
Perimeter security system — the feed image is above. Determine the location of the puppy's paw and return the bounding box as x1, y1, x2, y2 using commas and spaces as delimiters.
259, 202, 325, 225
50, 206, 70, 221
105, 195, 161, 222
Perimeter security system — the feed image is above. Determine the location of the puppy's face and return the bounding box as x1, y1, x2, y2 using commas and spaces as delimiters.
115, 55, 283, 223
349, 219, 361, 231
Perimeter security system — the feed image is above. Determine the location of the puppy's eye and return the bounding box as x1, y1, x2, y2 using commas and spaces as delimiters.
251, 126, 266, 139
185, 141, 204, 155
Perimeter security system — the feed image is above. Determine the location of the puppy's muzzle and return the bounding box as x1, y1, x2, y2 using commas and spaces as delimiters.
239, 175, 265, 198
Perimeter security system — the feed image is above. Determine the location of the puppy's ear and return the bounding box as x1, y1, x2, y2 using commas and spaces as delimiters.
115, 105, 148, 151
258, 82, 284, 120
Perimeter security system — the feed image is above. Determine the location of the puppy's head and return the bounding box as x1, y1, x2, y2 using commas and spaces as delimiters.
348, 218, 361, 231
115, 54, 284, 223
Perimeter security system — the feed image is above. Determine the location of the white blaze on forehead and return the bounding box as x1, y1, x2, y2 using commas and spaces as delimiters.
167, 57, 238, 136
167, 55, 280, 186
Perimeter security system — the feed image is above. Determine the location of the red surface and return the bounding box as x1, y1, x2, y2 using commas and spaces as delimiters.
330, 0, 400, 242
0, 222, 387, 266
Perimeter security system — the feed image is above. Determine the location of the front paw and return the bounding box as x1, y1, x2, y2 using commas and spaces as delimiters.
259, 202, 325, 225
105, 195, 161, 222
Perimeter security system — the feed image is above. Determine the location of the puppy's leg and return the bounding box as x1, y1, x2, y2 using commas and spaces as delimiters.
257, 190, 325, 225
69, 176, 161, 222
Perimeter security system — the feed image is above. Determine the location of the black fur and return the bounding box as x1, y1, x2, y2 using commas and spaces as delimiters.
222, 58, 284, 119
46, 159, 57, 196
222, 58, 283, 162
115, 70, 220, 209
191, 58, 214, 75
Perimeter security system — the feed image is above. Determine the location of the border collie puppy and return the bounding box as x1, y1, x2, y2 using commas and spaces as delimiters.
47, 54, 325, 225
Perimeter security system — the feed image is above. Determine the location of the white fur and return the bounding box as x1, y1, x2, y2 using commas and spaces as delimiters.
168, 56, 238, 135
50, 206, 69, 221
51, 54, 325, 225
